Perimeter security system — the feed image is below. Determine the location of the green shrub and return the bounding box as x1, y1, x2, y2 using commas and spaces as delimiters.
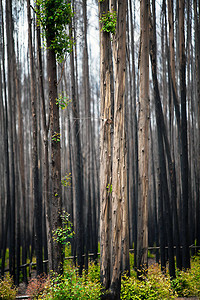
85, 261, 100, 283
0, 274, 18, 300
40, 254, 200, 299
121, 264, 176, 300
171, 254, 200, 297
41, 265, 102, 300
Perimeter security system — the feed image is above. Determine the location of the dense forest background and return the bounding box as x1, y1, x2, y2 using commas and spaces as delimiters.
0, 0, 199, 296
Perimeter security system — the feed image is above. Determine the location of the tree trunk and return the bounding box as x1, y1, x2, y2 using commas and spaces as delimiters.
179, 0, 190, 270
47, 37, 63, 273
99, 0, 113, 290
110, 1, 129, 298
137, 0, 149, 275
27, 0, 43, 275
69, 15, 84, 275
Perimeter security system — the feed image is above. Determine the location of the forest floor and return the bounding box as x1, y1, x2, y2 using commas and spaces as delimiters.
15, 262, 200, 299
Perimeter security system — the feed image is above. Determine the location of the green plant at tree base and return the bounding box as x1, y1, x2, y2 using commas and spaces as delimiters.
35, 0, 74, 62
40, 263, 102, 300
53, 211, 74, 247
100, 11, 117, 35
56, 93, 72, 110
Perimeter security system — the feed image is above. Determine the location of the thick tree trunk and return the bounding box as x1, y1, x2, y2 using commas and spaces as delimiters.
110, 1, 129, 298
47, 38, 63, 273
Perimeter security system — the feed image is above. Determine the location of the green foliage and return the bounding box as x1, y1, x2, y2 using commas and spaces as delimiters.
36, 0, 74, 62
0, 274, 18, 300
100, 11, 117, 35
129, 252, 135, 270
52, 132, 61, 143
171, 254, 200, 297
106, 183, 112, 193
53, 211, 74, 246
121, 264, 176, 300
61, 173, 72, 187
41, 265, 102, 300
148, 250, 154, 259
85, 261, 100, 283
0, 249, 9, 269
26, 274, 50, 300
56, 93, 72, 110
33, 254, 200, 300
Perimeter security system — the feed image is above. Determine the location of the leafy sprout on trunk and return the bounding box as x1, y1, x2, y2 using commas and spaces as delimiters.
53, 211, 74, 246
56, 92, 72, 110
35, 0, 74, 62
61, 172, 72, 187
100, 11, 117, 35
52, 132, 61, 143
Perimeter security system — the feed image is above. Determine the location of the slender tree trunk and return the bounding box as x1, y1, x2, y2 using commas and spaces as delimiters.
36, 9, 52, 274
179, 0, 190, 269
6, 0, 16, 282
193, 0, 200, 249
137, 0, 149, 275
0, 0, 11, 277
27, 0, 43, 275
69, 15, 84, 275
99, 0, 113, 291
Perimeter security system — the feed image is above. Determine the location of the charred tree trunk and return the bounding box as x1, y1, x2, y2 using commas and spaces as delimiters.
27, 0, 43, 275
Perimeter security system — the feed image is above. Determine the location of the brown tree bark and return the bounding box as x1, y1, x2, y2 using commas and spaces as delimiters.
110, 1, 129, 298
99, 0, 113, 291
137, 0, 149, 275
47, 39, 63, 274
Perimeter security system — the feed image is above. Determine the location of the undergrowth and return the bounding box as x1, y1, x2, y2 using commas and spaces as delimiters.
0, 274, 18, 300
40, 262, 101, 300
171, 255, 200, 298
2, 252, 200, 299
121, 263, 176, 299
